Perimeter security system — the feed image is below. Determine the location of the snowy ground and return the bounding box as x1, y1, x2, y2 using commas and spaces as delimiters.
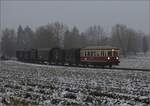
118, 54, 150, 69
0, 59, 150, 106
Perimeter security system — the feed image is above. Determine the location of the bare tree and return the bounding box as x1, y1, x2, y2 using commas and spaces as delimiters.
126, 28, 139, 54
111, 24, 128, 56
111, 24, 148, 56
35, 25, 57, 48
1, 28, 16, 57
24, 26, 34, 49
47, 22, 68, 47
64, 26, 81, 49
80, 32, 88, 47
17, 25, 24, 49
85, 25, 108, 46
64, 29, 71, 49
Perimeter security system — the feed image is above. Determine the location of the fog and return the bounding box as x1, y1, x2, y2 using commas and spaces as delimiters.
1, 1, 149, 34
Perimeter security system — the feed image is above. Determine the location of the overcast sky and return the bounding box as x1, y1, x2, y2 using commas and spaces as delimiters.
0, 1, 150, 34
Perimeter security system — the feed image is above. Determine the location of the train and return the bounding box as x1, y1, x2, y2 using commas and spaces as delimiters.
16, 46, 120, 68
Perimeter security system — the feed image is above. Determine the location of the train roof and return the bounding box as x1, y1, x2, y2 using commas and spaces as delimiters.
81, 46, 120, 50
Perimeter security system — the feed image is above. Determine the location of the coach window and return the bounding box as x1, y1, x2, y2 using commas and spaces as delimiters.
106, 50, 108, 56
92, 51, 94, 56
104, 51, 105, 56
82, 51, 84, 56
99, 51, 101, 56
108, 51, 112, 56
80, 51, 84, 56
84, 51, 85, 56
105, 51, 107, 56
93, 51, 95, 56
86, 51, 88, 56
97, 51, 99, 56
87, 51, 90, 56
84, 51, 86, 56
101, 51, 104, 56
97, 51, 100, 56
104, 51, 106, 56
90, 51, 92, 56
81, 51, 84, 56
100, 51, 102, 56
96, 50, 99, 56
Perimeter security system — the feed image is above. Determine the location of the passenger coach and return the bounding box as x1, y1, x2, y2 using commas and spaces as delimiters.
80, 46, 120, 68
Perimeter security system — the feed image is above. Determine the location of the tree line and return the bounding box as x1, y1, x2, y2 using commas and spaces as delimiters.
0, 22, 149, 58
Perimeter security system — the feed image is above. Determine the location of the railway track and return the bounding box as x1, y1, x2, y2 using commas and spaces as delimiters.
105, 67, 150, 72
44, 63, 150, 72
2, 60, 150, 72
67, 65, 150, 72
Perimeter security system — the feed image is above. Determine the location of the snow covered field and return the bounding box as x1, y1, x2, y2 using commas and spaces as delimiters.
0, 59, 150, 106
118, 54, 150, 69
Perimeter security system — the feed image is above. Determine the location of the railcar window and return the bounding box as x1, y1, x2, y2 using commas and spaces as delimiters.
105, 51, 108, 56
108, 51, 112, 56
101, 51, 104, 56
80, 51, 83, 56
94, 51, 95, 56
104, 51, 106, 56
84, 51, 86, 56
96, 50, 99, 56
90, 51, 92, 56
92, 51, 95, 56
87, 51, 90, 56
99, 51, 101, 56
82, 51, 85, 56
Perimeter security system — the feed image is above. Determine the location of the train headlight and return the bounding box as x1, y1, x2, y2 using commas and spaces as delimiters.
116, 57, 119, 59
107, 57, 110, 60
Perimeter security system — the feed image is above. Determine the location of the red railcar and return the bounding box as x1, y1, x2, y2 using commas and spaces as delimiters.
80, 46, 120, 68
